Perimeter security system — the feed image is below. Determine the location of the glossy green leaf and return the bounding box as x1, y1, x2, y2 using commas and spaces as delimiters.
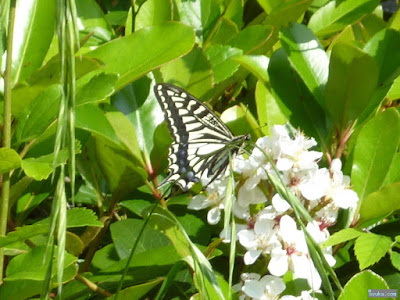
160, 46, 213, 99
280, 23, 329, 107
135, 0, 172, 30
268, 48, 326, 141
264, 0, 313, 27
221, 104, 261, 138
106, 111, 145, 168
204, 44, 242, 84
386, 75, 400, 101
16, 193, 48, 224
359, 183, 400, 224
364, 29, 400, 85
86, 22, 195, 90
22, 146, 77, 181
352, 109, 400, 201
0, 147, 21, 174
308, 0, 379, 37
76, 73, 118, 106
110, 219, 170, 259
354, 233, 392, 270
255, 81, 287, 136
234, 55, 269, 83
325, 43, 379, 130
390, 251, 400, 271
111, 76, 164, 161
93, 135, 147, 194
12, 57, 100, 118
11, 0, 55, 84
76, 0, 113, 45
76, 103, 119, 144
230, 25, 277, 55
338, 270, 389, 300
92, 244, 120, 270
256, 0, 281, 13
179, 0, 220, 43
321, 228, 365, 249
206, 17, 239, 46
224, 0, 243, 29
15, 84, 62, 143
147, 206, 224, 299
110, 278, 163, 300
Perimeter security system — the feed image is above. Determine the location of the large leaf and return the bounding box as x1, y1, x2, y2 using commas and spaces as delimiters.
308, 0, 380, 37
0, 148, 21, 174
86, 22, 195, 90
364, 29, 400, 85
359, 183, 400, 225
321, 228, 365, 249
268, 48, 327, 141
280, 23, 329, 107
352, 109, 400, 201
135, 0, 172, 31
110, 219, 170, 259
11, 0, 55, 85
160, 46, 213, 99
15, 84, 62, 143
325, 43, 378, 131
354, 233, 392, 270
338, 270, 389, 300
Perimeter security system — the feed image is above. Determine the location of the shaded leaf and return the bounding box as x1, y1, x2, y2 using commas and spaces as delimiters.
0, 148, 21, 174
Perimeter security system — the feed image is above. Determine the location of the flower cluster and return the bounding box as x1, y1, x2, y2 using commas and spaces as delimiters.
188, 125, 359, 299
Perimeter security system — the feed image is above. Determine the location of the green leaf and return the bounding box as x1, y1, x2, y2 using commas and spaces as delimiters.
76, 73, 118, 106
110, 278, 163, 300
11, 0, 56, 84
230, 25, 277, 55
147, 206, 224, 299
160, 46, 213, 99
106, 111, 145, 169
179, 0, 220, 43
321, 228, 365, 249
234, 54, 269, 83
86, 22, 195, 91
16, 193, 48, 224
204, 44, 243, 84
386, 75, 400, 101
354, 233, 392, 270
112, 76, 164, 161
352, 109, 400, 201
268, 48, 326, 141
15, 84, 62, 143
364, 29, 400, 85
135, 0, 172, 31
308, 0, 380, 37
221, 104, 261, 138
76, 103, 120, 145
359, 183, 400, 224
390, 251, 400, 271
338, 270, 389, 300
206, 17, 239, 46
0, 148, 21, 174
264, 0, 313, 27
110, 219, 170, 259
0, 208, 102, 248
280, 23, 329, 107
325, 43, 379, 130
255, 81, 287, 136
22, 146, 78, 181
76, 0, 113, 45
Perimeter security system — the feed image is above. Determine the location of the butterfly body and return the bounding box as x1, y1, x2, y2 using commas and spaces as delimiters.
155, 83, 250, 191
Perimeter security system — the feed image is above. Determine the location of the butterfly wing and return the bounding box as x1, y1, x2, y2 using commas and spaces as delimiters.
154, 83, 248, 191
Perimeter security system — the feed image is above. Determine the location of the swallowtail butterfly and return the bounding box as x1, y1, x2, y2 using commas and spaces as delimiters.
154, 83, 250, 191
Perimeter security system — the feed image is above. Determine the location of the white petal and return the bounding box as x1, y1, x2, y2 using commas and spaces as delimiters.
242, 279, 265, 299
276, 157, 293, 171
254, 218, 275, 236
279, 215, 298, 244
331, 158, 342, 173
238, 230, 257, 248
244, 249, 262, 265
333, 189, 358, 209
207, 207, 221, 225
292, 256, 321, 290
188, 195, 209, 210
268, 248, 288, 276
260, 275, 286, 296
241, 272, 261, 281
272, 194, 291, 213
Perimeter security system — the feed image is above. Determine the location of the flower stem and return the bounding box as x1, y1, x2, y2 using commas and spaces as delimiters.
0, 0, 16, 282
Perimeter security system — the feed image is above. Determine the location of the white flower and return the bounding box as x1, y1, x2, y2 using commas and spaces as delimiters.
187, 178, 228, 225
271, 194, 291, 214
306, 221, 336, 267
298, 168, 330, 201
238, 217, 281, 265
242, 274, 286, 300
268, 216, 322, 290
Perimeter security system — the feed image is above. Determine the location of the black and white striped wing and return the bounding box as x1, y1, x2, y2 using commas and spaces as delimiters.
154, 83, 247, 191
